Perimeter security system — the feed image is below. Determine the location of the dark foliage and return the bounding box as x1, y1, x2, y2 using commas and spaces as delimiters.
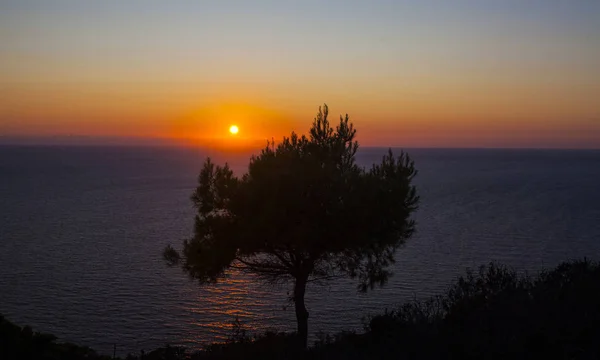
315, 259, 600, 360
4, 259, 600, 359
164, 104, 420, 347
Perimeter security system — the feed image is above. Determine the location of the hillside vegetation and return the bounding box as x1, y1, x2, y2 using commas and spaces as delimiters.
2, 259, 599, 359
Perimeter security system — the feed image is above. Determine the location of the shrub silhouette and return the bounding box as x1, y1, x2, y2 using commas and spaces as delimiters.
352, 259, 600, 360
131, 259, 600, 359
164, 104, 420, 348
3, 259, 600, 359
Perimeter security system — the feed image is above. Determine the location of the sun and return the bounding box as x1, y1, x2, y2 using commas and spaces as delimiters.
229, 125, 239, 135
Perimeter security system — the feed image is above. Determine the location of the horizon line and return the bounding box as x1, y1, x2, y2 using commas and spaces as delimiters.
0, 135, 598, 151
0, 143, 598, 152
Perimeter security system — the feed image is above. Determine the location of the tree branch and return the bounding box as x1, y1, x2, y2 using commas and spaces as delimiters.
266, 245, 295, 270
307, 274, 345, 283
234, 257, 290, 276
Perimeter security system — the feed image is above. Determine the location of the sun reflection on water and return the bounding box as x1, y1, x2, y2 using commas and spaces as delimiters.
177, 269, 289, 346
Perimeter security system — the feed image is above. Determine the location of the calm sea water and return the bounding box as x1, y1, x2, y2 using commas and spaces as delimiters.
1, 146, 599, 355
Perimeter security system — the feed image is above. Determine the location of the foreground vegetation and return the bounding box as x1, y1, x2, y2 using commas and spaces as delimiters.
3, 259, 600, 359
0, 314, 111, 360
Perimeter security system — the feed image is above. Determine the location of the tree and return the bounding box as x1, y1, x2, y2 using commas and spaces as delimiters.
164, 104, 419, 348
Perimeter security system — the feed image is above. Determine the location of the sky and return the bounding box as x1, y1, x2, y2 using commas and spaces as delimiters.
1, 0, 599, 149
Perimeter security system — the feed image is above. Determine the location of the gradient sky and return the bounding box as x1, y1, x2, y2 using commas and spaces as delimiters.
1, 0, 599, 148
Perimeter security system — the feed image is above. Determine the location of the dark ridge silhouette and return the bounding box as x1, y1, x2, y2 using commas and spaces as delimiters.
0, 314, 111, 360
164, 104, 419, 348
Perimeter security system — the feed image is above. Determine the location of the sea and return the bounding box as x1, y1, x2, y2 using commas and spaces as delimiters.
1, 146, 599, 356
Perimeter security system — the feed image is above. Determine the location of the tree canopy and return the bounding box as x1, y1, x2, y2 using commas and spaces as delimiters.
164, 104, 419, 347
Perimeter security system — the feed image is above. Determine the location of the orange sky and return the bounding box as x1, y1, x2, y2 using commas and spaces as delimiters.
1, 1, 599, 149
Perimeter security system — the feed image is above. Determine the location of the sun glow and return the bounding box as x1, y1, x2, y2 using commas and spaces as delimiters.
229, 125, 239, 135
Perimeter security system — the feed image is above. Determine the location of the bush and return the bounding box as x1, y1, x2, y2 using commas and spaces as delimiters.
352, 259, 600, 360
4, 259, 600, 359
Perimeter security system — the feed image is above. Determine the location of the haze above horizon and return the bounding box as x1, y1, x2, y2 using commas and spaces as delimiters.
1, 1, 599, 149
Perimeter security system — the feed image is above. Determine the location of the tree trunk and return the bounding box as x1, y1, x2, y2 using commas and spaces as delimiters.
293, 274, 309, 349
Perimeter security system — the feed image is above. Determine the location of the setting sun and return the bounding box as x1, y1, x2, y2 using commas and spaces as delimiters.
229, 125, 239, 135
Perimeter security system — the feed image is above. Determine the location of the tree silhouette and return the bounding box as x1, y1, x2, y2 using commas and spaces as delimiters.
164, 104, 419, 348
